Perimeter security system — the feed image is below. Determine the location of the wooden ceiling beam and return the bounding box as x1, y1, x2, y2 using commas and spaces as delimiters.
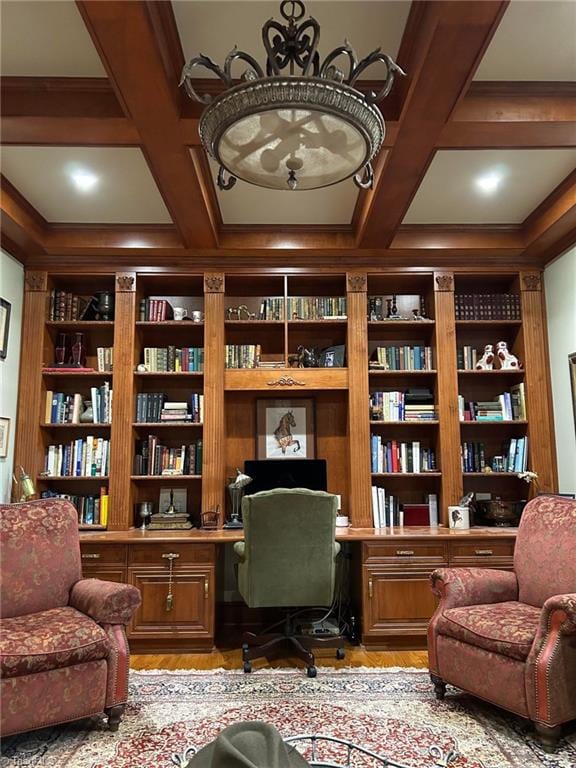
521, 169, 576, 263
0, 176, 46, 257
76, 0, 216, 248
356, 1, 509, 248
2, 117, 139, 146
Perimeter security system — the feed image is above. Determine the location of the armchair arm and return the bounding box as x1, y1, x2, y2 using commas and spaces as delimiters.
539, 593, 576, 637
430, 567, 518, 609
233, 541, 245, 561
70, 578, 141, 625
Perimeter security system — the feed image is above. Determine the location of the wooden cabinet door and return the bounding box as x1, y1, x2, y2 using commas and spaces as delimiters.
128, 567, 214, 639
362, 566, 438, 641
81, 567, 128, 584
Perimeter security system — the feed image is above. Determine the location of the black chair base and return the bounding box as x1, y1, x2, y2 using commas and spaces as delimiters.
241, 628, 346, 677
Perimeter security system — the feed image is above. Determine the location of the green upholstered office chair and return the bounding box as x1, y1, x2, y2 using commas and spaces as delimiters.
233, 487, 345, 677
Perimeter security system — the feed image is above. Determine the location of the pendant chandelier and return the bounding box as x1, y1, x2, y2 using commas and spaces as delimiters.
180, 0, 405, 192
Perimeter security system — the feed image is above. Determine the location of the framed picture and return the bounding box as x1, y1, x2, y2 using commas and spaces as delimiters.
569, 352, 576, 434
319, 344, 346, 368
0, 417, 10, 458
257, 398, 315, 459
159, 487, 187, 515
0, 298, 11, 360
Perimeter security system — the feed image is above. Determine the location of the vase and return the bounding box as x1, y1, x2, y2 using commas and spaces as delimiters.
55, 333, 68, 367
71, 332, 86, 367
80, 400, 94, 423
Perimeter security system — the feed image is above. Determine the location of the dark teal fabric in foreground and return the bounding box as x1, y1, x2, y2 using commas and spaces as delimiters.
234, 488, 340, 608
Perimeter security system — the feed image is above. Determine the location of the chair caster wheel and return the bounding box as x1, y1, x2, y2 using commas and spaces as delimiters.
307, 666, 317, 678
336, 648, 346, 660
242, 643, 249, 652
243, 661, 252, 673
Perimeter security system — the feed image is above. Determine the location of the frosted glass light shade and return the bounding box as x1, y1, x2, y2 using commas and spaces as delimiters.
199, 78, 385, 191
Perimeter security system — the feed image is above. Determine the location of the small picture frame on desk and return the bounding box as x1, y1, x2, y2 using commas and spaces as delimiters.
319, 344, 345, 368
257, 398, 315, 459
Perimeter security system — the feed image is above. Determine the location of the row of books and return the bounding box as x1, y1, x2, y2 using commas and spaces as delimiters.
48, 290, 91, 321
371, 345, 433, 371
96, 347, 114, 372
225, 344, 261, 369
460, 438, 528, 473
252, 297, 283, 320
454, 293, 521, 321
458, 387, 525, 421
139, 298, 177, 321
135, 393, 203, 423
286, 296, 347, 320
134, 437, 203, 476
41, 489, 109, 527
143, 347, 204, 372
44, 438, 110, 477
370, 391, 437, 422
45, 385, 112, 424
371, 488, 439, 528
370, 437, 437, 474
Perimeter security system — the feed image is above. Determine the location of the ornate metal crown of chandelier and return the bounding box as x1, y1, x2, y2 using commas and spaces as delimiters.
180, 0, 405, 192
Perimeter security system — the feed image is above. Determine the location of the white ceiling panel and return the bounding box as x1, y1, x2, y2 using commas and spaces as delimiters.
0, 1, 106, 77
1, 147, 172, 224
174, 1, 410, 81
475, 1, 576, 81
206, 157, 357, 225
403, 149, 576, 225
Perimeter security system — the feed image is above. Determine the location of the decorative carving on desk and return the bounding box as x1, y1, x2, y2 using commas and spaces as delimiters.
25, 273, 46, 292
267, 376, 306, 387
347, 274, 367, 292
116, 274, 135, 292
435, 274, 453, 292
522, 273, 541, 291
204, 274, 224, 292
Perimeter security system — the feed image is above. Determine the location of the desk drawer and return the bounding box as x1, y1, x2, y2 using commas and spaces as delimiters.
80, 544, 127, 565
129, 543, 215, 566
363, 541, 447, 566
449, 540, 515, 566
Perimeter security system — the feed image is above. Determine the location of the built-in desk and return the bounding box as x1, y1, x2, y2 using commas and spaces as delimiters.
79, 527, 517, 653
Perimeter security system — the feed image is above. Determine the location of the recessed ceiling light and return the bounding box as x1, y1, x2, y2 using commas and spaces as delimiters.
69, 168, 99, 192
475, 171, 503, 195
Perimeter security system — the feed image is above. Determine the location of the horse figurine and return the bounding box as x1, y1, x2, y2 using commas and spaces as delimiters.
273, 410, 301, 455
297, 345, 318, 368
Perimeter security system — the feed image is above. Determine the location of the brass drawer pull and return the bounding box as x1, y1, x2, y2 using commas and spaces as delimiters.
474, 549, 494, 556
204, 579, 209, 599
162, 553, 180, 561
81, 553, 101, 559
368, 579, 373, 599
396, 550, 415, 556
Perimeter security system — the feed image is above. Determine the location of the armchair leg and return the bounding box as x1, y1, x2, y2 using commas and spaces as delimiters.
105, 704, 125, 732
430, 673, 447, 700
534, 722, 561, 752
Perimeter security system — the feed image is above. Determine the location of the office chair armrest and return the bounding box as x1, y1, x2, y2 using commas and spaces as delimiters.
334, 541, 341, 558
234, 541, 246, 562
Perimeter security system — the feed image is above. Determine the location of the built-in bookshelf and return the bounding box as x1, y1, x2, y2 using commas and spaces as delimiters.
14, 268, 556, 532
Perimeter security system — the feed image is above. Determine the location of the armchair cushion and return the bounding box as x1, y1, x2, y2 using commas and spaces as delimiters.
437, 601, 541, 661
69, 579, 141, 625
0, 606, 109, 678
430, 567, 519, 609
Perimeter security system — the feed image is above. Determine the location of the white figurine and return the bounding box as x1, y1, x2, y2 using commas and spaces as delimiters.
496, 340, 521, 369
475, 344, 494, 370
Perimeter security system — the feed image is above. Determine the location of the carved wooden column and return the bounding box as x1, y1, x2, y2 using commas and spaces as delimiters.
434, 272, 462, 519
520, 271, 558, 493
108, 272, 136, 529
346, 272, 372, 527
13, 271, 48, 499
202, 273, 225, 522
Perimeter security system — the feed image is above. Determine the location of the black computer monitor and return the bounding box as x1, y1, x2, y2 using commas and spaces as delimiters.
243, 459, 327, 495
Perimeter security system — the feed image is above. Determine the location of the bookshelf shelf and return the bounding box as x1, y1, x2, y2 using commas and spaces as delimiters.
136, 321, 204, 327
46, 321, 115, 329
225, 320, 284, 327
132, 422, 203, 428
79, 525, 107, 531
288, 319, 347, 327
460, 420, 528, 426
130, 475, 202, 481
38, 476, 110, 481
371, 472, 442, 478
457, 370, 524, 376
134, 372, 203, 379
369, 369, 437, 376
42, 371, 113, 380
370, 420, 439, 426
41, 423, 111, 429
463, 472, 523, 477
368, 320, 435, 328
455, 320, 522, 327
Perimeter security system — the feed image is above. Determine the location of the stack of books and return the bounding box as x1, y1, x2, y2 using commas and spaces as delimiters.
225, 344, 260, 368
372, 345, 433, 370
455, 293, 521, 320
459, 391, 521, 421
134, 437, 202, 475
370, 437, 436, 473
139, 298, 174, 321
41, 488, 109, 527
96, 347, 113, 372
286, 296, 346, 320
143, 347, 203, 372
44, 438, 110, 477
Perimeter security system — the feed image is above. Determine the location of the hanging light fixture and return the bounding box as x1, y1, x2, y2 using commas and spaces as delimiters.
180, 0, 405, 192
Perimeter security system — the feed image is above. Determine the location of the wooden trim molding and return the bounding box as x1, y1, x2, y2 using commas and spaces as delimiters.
24, 272, 47, 291
204, 274, 224, 293
435, 274, 454, 292
347, 274, 367, 292
116, 274, 136, 292
521, 273, 542, 291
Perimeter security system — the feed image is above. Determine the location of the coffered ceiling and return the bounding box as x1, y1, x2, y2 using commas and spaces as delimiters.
1, 0, 575, 268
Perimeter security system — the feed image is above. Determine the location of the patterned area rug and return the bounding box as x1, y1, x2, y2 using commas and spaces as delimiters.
1, 668, 575, 768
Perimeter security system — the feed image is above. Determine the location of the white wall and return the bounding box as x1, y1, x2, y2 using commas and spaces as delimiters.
544, 245, 576, 494
0, 250, 24, 502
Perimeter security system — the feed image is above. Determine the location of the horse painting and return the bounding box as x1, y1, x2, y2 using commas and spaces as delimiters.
273, 410, 301, 455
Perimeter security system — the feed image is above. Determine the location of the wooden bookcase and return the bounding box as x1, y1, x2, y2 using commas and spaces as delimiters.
14, 269, 558, 530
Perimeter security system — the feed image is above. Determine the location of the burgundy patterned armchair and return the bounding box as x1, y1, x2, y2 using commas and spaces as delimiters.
0, 500, 141, 737
428, 495, 576, 750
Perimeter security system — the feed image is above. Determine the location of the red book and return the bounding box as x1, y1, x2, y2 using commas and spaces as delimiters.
403, 504, 430, 526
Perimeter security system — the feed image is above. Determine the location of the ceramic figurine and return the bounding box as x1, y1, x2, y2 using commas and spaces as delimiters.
475, 344, 494, 370
496, 340, 521, 369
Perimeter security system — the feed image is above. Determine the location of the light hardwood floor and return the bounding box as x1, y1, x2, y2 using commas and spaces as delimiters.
131, 648, 429, 671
